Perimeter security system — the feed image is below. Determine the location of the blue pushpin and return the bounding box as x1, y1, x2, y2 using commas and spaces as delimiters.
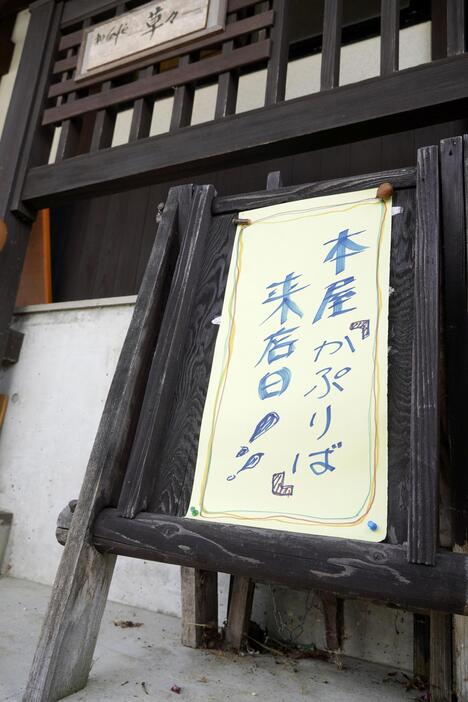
367, 520, 378, 531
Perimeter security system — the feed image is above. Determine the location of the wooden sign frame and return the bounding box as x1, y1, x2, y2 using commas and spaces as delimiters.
25, 158, 468, 701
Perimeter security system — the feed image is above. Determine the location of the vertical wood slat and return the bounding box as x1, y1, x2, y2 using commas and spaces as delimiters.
380, 0, 399, 75
170, 55, 194, 131
55, 16, 93, 161
89, 80, 116, 151
429, 612, 453, 701
413, 613, 430, 682
215, 11, 239, 119
89, 4, 126, 151
180, 567, 218, 648
431, 0, 447, 60
224, 576, 255, 650
320, 0, 342, 90
408, 145, 440, 565
447, 0, 465, 56
440, 136, 467, 548
265, 0, 289, 105
118, 185, 216, 517
129, 65, 155, 141
24, 186, 186, 702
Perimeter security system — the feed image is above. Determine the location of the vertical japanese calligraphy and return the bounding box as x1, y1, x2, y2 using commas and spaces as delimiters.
188, 188, 392, 542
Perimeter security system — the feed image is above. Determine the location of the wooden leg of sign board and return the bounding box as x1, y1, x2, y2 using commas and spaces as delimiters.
429, 611, 453, 702
224, 576, 255, 650
222, 169, 285, 652
180, 567, 218, 648
24, 187, 187, 702
319, 591, 344, 653
413, 613, 430, 683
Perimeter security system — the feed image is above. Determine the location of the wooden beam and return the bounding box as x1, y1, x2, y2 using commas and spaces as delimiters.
408, 145, 440, 565
22, 52, 468, 208
80, 509, 468, 615
24, 186, 187, 702
214, 168, 416, 213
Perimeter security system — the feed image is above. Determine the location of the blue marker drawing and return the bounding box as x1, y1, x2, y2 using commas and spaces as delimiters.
258, 367, 291, 399
236, 446, 249, 457
323, 228, 367, 275
249, 412, 280, 443
227, 452, 265, 481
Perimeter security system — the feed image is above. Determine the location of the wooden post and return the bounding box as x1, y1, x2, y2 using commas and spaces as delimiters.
0, 0, 61, 365
180, 567, 218, 648
24, 187, 189, 701
430, 612, 452, 702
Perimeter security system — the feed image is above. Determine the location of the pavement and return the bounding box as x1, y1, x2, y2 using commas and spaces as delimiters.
0, 576, 416, 701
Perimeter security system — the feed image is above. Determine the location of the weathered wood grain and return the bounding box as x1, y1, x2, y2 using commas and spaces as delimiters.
118, 186, 216, 518
23, 187, 185, 702
386, 188, 414, 544
408, 145, 440, 565
90, 509, 468, 615
180, 567, 218, 648
146, 214, 234, 517
224, 576, 255, 650
215, 168, 416, 213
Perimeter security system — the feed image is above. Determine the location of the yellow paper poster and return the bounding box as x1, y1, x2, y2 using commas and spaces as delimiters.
188, 188, 392, 542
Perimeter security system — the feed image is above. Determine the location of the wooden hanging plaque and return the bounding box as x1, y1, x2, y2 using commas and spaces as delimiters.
76, 0, 227, 81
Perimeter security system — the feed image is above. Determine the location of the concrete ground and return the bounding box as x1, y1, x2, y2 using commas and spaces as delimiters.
0, 576, 416, 702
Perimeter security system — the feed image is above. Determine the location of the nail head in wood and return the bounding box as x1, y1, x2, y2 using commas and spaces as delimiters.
377, 182, 394, 200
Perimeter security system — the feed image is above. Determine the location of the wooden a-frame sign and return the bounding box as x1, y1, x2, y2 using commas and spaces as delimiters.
25, 150, 468, 701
